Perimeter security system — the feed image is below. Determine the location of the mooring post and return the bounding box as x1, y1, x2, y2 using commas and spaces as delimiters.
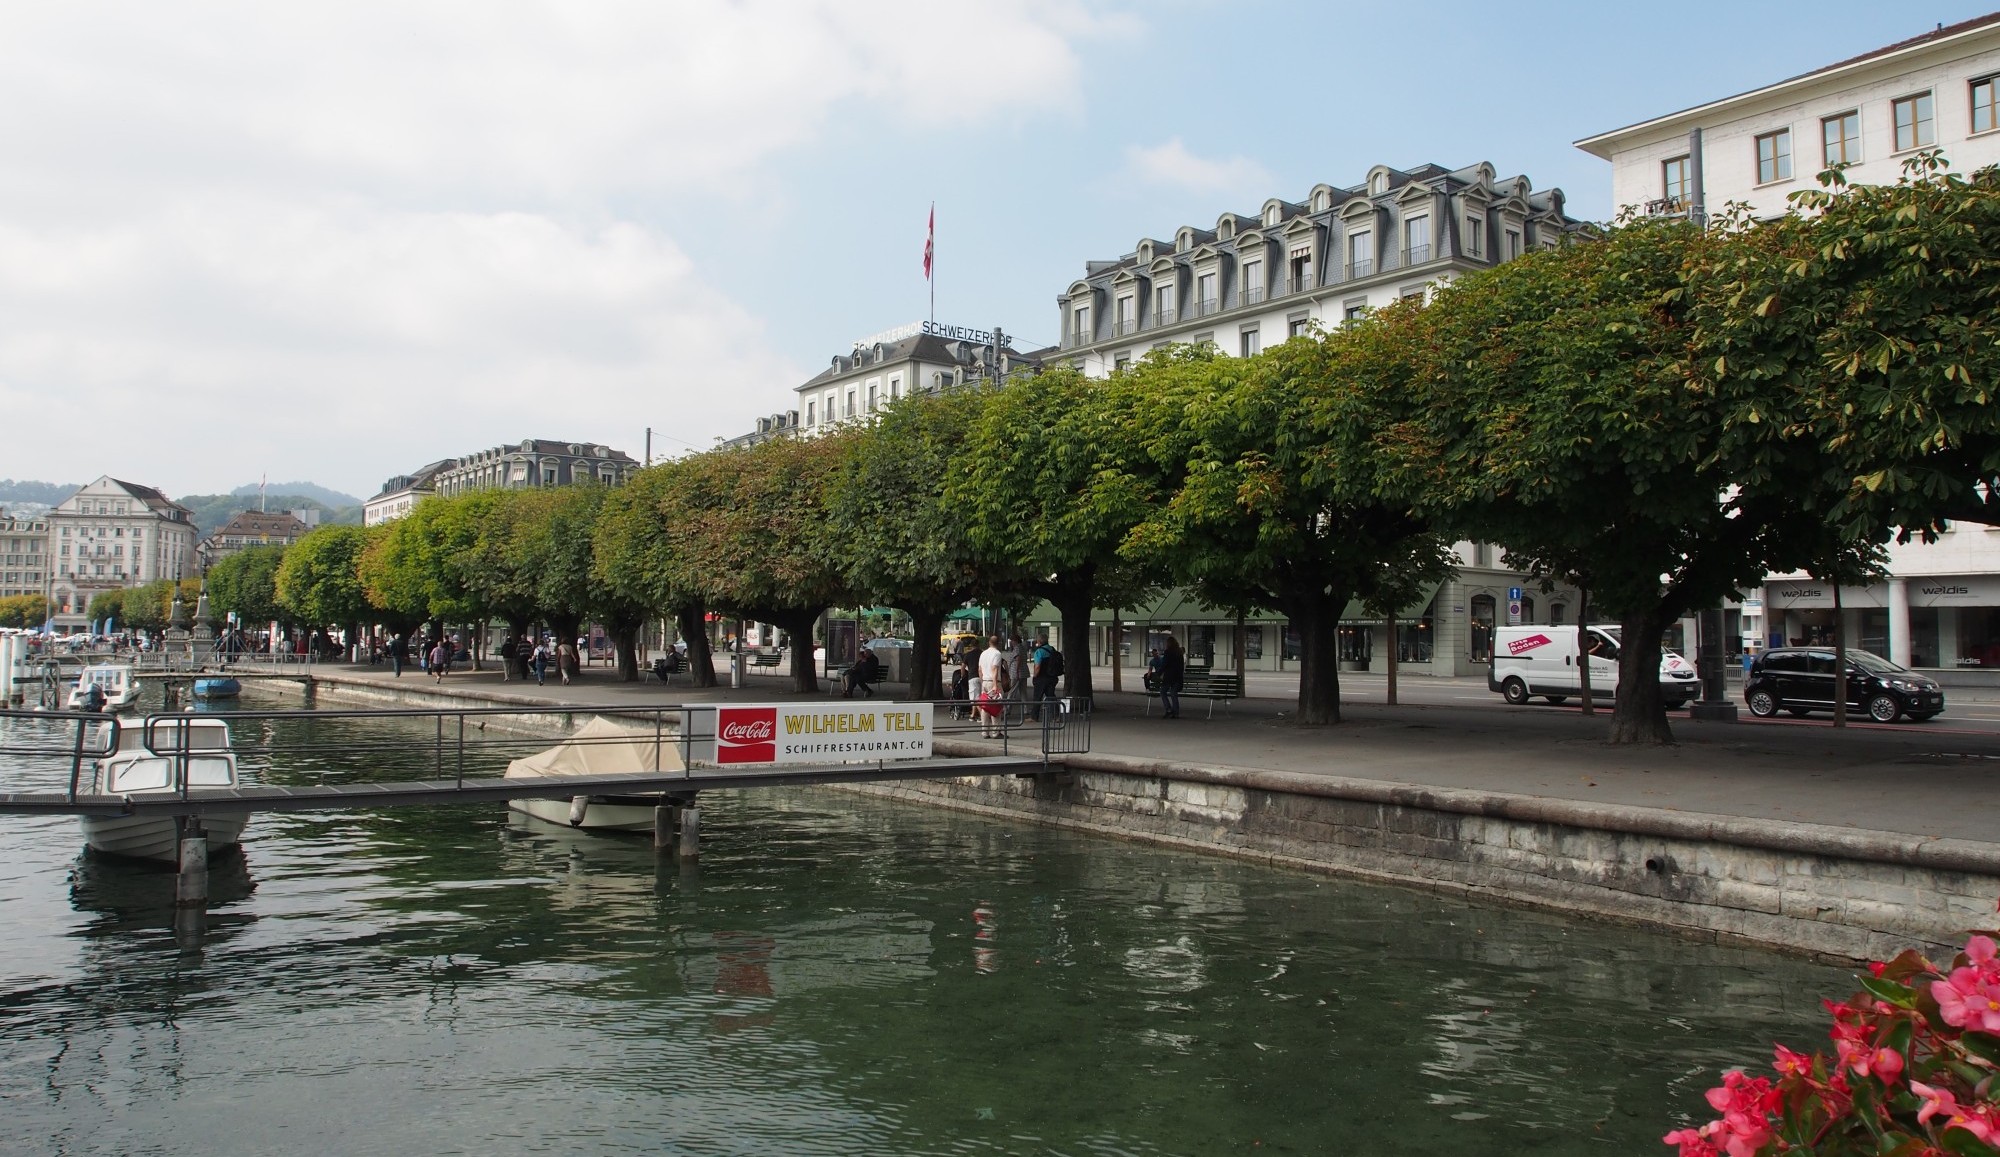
175, 818, 209, 907
677, 805, 700, 861
653, 804, 674, 852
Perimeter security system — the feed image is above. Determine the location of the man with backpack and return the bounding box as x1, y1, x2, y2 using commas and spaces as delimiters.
1029, 632, 1063, 721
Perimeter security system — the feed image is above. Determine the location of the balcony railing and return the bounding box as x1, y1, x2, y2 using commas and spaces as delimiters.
1347, 258, 1374, 279
1116, 318, 1141, 336
1153, 307, 1176, 327
1242, 286, 1266, 305
1403, 244, 1432, 266
1282, 276, 1314, 295
1195, 297, 1220, 317
1644, 196, 1690, 218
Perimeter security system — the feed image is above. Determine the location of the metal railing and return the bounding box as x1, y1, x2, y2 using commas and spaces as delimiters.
1282, 276, 1314, 295
1116, 318, 1141, 336
1242, 286, 1265, 305
0, 698, 1093, 808
1152, 307, 1176, 327
1403, 244, 1432, 265
1346, 258, 1374, 279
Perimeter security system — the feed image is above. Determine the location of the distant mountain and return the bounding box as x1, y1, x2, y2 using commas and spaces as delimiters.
228, 480, 362, 508
0, 479, 80, 506
176, 493, 364, 536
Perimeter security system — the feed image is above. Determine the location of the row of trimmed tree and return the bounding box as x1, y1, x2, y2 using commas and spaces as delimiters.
196, 158, 2000, 744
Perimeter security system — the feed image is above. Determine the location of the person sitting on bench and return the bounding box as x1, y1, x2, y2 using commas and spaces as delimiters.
842, 645, 882, 699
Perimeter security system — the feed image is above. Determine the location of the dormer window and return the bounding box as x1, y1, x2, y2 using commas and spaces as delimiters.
1370, 173, 1388, 195
1313, 190, 1331, 212
1263, 204, 1281, 227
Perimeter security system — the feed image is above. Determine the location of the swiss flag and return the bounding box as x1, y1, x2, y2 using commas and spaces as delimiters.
923, 203, 934, 280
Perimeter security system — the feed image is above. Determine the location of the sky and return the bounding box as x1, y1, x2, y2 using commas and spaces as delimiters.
1, 0, 1992, 501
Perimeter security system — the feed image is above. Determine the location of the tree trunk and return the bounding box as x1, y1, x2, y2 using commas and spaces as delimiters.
1832, 581, 1848, 728
613, 621, 641, 682
1384, 609, 1398, 705
1050, 571, 1096, 705
1110, 608, 1123, 693
677, 606, 716, 688
1290, 591, 1344, 725
471, 617, 487, 671
1577, 589, 1595, 716
782, 610, 822, 694
905, 605, 946, 700
1608, 603, 1675, 745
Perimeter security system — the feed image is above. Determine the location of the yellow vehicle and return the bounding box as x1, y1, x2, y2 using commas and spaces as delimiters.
941, 632, 982, 663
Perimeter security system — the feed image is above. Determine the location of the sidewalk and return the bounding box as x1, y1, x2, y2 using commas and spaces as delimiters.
294, 662, 2000, 846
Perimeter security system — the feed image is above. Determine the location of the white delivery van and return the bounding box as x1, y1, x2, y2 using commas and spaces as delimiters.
1488, 625, 1701, 709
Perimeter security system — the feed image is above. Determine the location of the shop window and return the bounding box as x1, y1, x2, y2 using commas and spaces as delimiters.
1187, 625, 1215, 665
1281, 624, 1301, 662
1243, 626, 1263, 660
1469, 594, 1496, 662
1549, 602, 1567, 625
1399, 598, 1437, 663
1338, 623, 1372, 664
1959, 608, 2000, 667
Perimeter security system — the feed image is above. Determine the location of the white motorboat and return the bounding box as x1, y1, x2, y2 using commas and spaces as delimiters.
80, 717, 250, 863
66, 664, 140, 712
506, 717, 684, 832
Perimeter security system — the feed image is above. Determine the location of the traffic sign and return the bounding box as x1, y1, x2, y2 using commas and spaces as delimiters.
1508, 586, 1523, 600
1507, 600, 1523, 625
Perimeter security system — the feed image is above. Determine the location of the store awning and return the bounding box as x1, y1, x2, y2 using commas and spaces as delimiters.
944, 608, 985, 622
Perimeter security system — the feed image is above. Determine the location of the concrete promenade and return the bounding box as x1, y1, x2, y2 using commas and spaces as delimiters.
283, 659, 2000, 846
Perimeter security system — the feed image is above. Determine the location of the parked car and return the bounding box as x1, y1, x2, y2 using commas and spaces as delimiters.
1742, 647, 1944, 723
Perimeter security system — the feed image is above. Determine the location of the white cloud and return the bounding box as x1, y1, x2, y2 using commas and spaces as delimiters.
0, 1, 1126, 495
1120, 138, 1273, 196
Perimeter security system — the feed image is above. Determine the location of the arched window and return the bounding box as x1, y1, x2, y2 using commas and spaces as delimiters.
1469, 594, 1497, 662
1520, 595, 1536, 624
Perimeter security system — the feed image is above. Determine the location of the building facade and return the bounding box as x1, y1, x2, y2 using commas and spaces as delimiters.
1579, 14, 2000, 676
1041, 162, 1588, 677
47, 477, 198, 629
1058, 161, 1583, 376
1577, 13, 2000, 221
432, 439, 639, 497
0, 509, 48, 601
196, 509, 313, 569
364, 460, 453, 526
795, 322, 1044, 435
721, 411, 802, 450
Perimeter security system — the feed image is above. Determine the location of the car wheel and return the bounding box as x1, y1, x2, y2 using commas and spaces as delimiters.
1746, 689, 1779, 717
1543, 695, 1568, 705
1502, 677, 1529, 705
1867, 693, 1902, 723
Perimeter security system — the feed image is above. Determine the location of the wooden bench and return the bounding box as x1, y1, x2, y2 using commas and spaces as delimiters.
648, 654, 687, 684
1143, 669, 1244, 719
749, 651, 785, 670
828, 661, 886, 697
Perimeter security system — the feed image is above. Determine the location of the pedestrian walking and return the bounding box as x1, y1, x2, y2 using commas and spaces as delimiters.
557, 638, 577, 685
977, 634, 1009, 738
428, 639, 449, 683
531, 639, 551, 686
1028, 632, 1063, 721
1158, 636, 1186, 719
1006, 631, 1030, 706
498, 635, 517, 682
389, 632, 408, 678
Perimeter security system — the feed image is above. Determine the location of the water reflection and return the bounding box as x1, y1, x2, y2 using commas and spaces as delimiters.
0, 712, 1855, 1156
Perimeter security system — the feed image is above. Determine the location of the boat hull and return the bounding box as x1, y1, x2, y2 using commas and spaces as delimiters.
193, 678, 241, 699
508, 795, 665, 833
80, 813, 251, 864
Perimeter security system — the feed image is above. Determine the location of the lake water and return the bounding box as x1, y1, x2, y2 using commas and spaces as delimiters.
0, 708, 1852, 1155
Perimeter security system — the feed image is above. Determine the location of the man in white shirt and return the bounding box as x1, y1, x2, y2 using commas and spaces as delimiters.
977, 634, 1008, 738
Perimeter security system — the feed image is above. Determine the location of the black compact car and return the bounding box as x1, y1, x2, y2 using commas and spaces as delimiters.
1742, 647, 1945, 723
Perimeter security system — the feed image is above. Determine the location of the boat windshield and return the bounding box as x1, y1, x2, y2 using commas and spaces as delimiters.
109, 758, 170, 793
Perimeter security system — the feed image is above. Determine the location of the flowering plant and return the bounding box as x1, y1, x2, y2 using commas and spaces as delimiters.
1666, 932, 2000, 1156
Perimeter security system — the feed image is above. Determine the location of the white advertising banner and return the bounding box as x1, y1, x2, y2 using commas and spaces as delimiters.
707, 703, 934, 766
1906, 577, 2000, 607
1763, 581, 1886, 610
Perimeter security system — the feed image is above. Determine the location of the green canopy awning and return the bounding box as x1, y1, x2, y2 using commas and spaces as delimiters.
944, 607, 986, 622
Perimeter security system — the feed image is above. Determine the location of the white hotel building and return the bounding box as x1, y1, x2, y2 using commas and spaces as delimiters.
1579, 12, 2000, 676
1051, 161, 1593, 676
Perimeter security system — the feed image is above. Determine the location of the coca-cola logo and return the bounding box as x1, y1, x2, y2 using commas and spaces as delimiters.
716, 707, 777, 764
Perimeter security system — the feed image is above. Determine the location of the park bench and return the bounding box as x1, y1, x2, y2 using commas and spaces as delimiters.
648, 653, 687, 684
829, 660, 887, 697
1143, 668, 1244, 719
749, 650, 785, 671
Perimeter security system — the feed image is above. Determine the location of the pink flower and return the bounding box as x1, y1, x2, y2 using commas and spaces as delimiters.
1696, 1072, 1777, 1156
1772, 1044, 1812, 1078
1835, 1035, 1905, 1084
1662, 1126, 1721, 1157
1970, 935, 1998, 966
1912, 1081, 1960, 1127
1932, 965, 2000, 1034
